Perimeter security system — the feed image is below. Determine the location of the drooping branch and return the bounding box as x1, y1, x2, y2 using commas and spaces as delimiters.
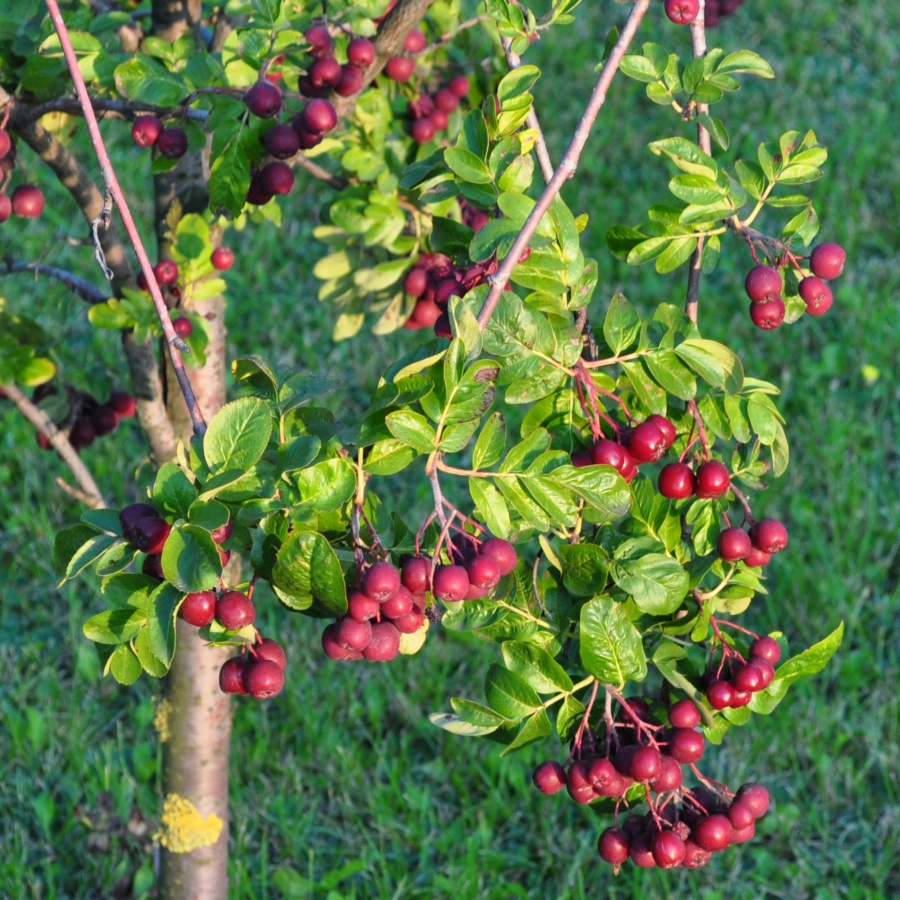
1, 260, 109, 304
0, 381, 105, 508
45, 0, 207, 437
476, 0, 652, 330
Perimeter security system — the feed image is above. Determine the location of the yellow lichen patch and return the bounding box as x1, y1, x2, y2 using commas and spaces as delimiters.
154, 793, 223, 854
153, 698, 173, 742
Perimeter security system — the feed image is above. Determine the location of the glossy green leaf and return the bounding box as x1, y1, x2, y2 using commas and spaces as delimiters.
293, 458, 356, 513
107, 643, 142, 685
428, 711, 499, 736
204, 397, 272, 476
559, 543, 610, 597
612, 553, 689, 615
602, 293, 640, 355
160, 525, 221, 593
675, 339, 744, 393
83, 608, 147, 645
114, 55, 187, 106
484, 663, 541, 720
444, 147, 494, 184
500, 708, 552, 756
501, 641, 573, 693
147, 582, 181, 667
271, 531, 347, 615
152, 462, 197, 520
579, 596, 647, 686
385, 410, 436, 453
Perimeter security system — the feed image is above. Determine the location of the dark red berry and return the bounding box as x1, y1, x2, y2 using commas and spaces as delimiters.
598, 827, 631, 865
750, 656, 775, 688
157, 127, 188, 159
309, 55, 342, 89
403, 29, 426, 52
432, 564, 469, 603
154, 260, 179, 285
429, 109, 448, 131
658, 462, 695, 499
809, 242, 846, 280
587, 758, 623, 796
732, 661, 764, 693
347, 590, 380, 622
665, 0, 700, 24
466, 554, 500, 594
532, 760, 567, 795
91, 404, 119, 436
305, 25, 333, 58
392, 605, 425, 634
254, 637, 287, 670
736, 782, 770, 818
364, 562, 401, 603
692, 814, 733, 852
0, 129, 10, 158
264, 123, 300, 159
591, 439, 625, 471
362, 621, 401, 661
219, 657, 249, 694
750, 518, 788, 554
381, 584, 414, 619
216, 590, 255, 631
682, 839, 711, 869
245, 80, 283, 118
730, 688, 752, 708
669, 699, 701, 729
11, 185, 44, 218
646, 415, 676, 448
404, 267, 428, 298
244, 659, 285, 699
749, 298, 786, 330
210, 521, 233, 545
628, 421, 667, 463
480, 537, 518, 575
300, 98, 338, 135
448, 75, 470, 98
695, 460, 730, 499
384, 56, 415, 82
321, 623, 362, 661
119, 503, 159, 542
718, 526, 751, 561
665, 728, 705, 764
172, 316, 192, 339
347, 37, 376, 68
411, 118, 435, 144
728, 800, 756, 830
743, 545, 771, 567
749, 636, 781, 665
649, 755, 683, 793
131, 516, 171, 555
131, 116, 162, 147
745, 265, 783, 303
706, 679, 734, 710
629, 833, 657, 867
335, 615, 372, 651
180, 590, 217, 627
109, 390, 136, 418
259, 161, 294, 195
400, 557, 430, 594
629, 745, 663, 782
335, 63, 364, 97
433, 88, 459, 113
798, 276, 833, 315
652, 830, 686, 869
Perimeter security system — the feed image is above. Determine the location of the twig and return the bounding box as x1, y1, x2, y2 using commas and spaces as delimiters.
16, 96, 210, 125
45, 0, 207, 437
1, 260, 109, 304
418, 15, 490, 55
294, 154, 347, 190
1, 381, 105, 508
476, 0, 652, 330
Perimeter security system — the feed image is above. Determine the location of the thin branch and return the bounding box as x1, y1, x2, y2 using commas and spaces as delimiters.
2, 260, 109, 304
16, 96, 209, 125
45, 0, 207, 437
1, 381, 105, 508
418, 15, 490, 55
476, 0, 652, 330
293, 154, 347, 190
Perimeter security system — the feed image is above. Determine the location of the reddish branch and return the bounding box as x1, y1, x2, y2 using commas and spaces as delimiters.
44, 0, 207, 437
476, 0, 652, 331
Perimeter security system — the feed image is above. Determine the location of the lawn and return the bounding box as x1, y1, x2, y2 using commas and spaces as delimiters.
1, 0, 898, 897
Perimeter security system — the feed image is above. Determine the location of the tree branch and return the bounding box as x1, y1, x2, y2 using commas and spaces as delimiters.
16, 96, 209, 125
476, 0, 652, 330
294, 154, 347, 190
0, 381, 105, 508
1, 260, 109, 304
45, 0, 207, 437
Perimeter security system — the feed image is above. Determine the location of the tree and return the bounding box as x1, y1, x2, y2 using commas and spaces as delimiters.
0, 0, 845, 893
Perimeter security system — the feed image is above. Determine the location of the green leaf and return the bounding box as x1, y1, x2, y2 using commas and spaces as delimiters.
612, 553, 690, 615
602, 293, 640, 355
675, 339, 744, 393
428, 711, 500, 737
579, 597, 647, 686
83, 608, 147, 644
152, 462, 197, 520
362, 439, 416, 476
655, 236, 699, 274
559, 543, 610, 597
160, 525, 221, 593
502, 641, 573, 693
645, 350, 697, 400
451, 697, 512, 727
497, 64, 540, 102
500, 708, 552, 756
385, 410, 436, 454
232, 355, 278, 400
444, 147, 494, 185
147, 582, 181, 668
133, 628, 168, 678
470, 479, 512, 539
114, 55, 187, 106
54, 524, 100, 580
621, 360, 667, 416
668, 174, 724, 205
549, 465, 632, 520
484, 663, 541, 720
747, 394, 778, 444
292, 458, 355, 514
271, 531, 347, 615
715, 50, 775, 78
204, 397, 272, 476
472, 412, 507, 471
65, 533, 120, 581
749, 623, 843, 715
619, 53, 662, 83
648, 137, 717, 179
107, 643, 142, 685
278, 372, 342, 413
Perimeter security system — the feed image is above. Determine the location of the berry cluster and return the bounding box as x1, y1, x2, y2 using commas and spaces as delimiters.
533, 695, 770, 870
704, 0, 748, 26
0, 128, 44, 221
406, 75, 470, 144
299, 26, 372, 100
432, 537, 518, 602
717, 517, 788, 568
705, 635, 781, 710
384, 28, 426, 83
130, 115, 188, 159
34, 384, 136, 452
572, 414, 677, 484
664, 0, 749, 26
218, 636, 287, 700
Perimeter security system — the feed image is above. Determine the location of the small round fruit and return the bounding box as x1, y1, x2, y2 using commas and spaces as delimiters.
362, 621, 401, 661
259, 161, 294, 195
429, 109, 448, 131
244, 659, 285, 699
309, 55, 342, 88
728, 800, 757, 830
666, 727, 705, 764
131, 115, 162, 147
532, 760, 567, 795
157, 127, 188, 159
109, 390, 136, 418
566, 759, 597, 804
411, 118, 435, 144
448, 75, 470, 98
433, 88, 459, 113
11, 185, 44, 218
751, 656, 775, 688
401, 556, 430, 593
646, 414, 676, 448
744, 264, 783, 303
211, 246, 235, 271
695, 459, 730, 499
172, 316, 192, 339
180, 590, 217, 627
692, 814, 733, 852
364, 562, 401, 603
0, 194, 11, 222
649, 755, 683, 793
628, 420, 667, 463
718, 526, 751, 561
219, 657, 249, 694
798, 276, 833, 315
335, 64, 364, 97
597, 827, 630, 865
749, 297, 786, 330
743, 545, 771, 568
749, 635, 781, 665
392, 605, 425, 634
732, 662, 764, 693
245, 80, 283, 118
381, 584, 414, 619
591, 439, 626, 471
305, 24, 333, 57
466, 554, 501, 594
705, 679, 734, 710
587, 758, 623, 796
384, 56, 415, 82
216, 590, 256, 630
321, 623, 362, 661
154, 260, 179, 285
91, 404, 119, 436
480, 537, 518, 575
629, 833, 657, 868
669, 699, 701, 729
254, 637, 287, 670
335, 615, 372, 651
809, 242, 846, 280
735, 782, 770, 818
403, 29, 426, 52
300, 98, 338, 135
0, 129, 10, 158
404, 267, 428, 298
131, 516, 172, 554
432, 564, 470, 603
347, 37, 376, 68
658, 462, 695, 499
347, 590, 380, 622
264, 123, 300, 159
652, 830, 686, 869
119, 503, 159, 540
69, 418, 97, 449
665, 0, 700, 24
142, 553, 164, 580
629, 745, 663, 782
682, 840, 711, 869
750, 518, 788, 554
210, 521, 233, 545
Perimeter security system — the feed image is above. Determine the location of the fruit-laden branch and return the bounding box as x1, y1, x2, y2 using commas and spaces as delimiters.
45, 0, 208, 437
0, 381, 105, 508
684, 5, 712, 325
476, 0, 652, 330
14, 97, 209, 125
1, 261, 109, 305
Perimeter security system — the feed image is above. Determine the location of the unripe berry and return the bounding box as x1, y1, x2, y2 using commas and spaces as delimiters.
384, 56, 415, 82
669, 698, 701, 729
692, 814, 733, 852
657, 462, 695, 499
219, 657, 249, 694
809, 242, 846, 280
718, 526, 752, 561
749, 635, 781, 665
665, 0, 700, 24
244, 659, 285, 699
695, 459, 730, 499
749, 297, 786, 330
750, 518, 789, 554
480, 537, 518, 575
254, 637, 287, 670
157, 127, 188, 159
628, 420, 667, 463
211, 246, 235, 271
597, 827, 631, 865
432, 564, 470, 602
300, 99, 338, 135
362, 621, 401, 661
364, 562, 401, 603
347, 37, 376, 68
216, 590, 255, 630
532, 760, 567, 795
798, 276, 833, 315
11, 185, 44, 218
245, 80, 283, 118
131, 115, 162, 147
180, 590, 217, 627
744, 264, 783, 303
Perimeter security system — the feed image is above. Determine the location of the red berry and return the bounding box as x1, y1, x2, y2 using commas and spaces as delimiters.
309, 55, 342, 89
587, 758, 624, 796
744, 265, 783, 303
245, 80, 282, 118
665, 0, 700, 24
695, 460, 730, 499
692, 814, 733, 852
119, 503, 159, 542
347, 37, 376, 68
466, 554, 500, 594
566, 760, 597, 805
682, 839, 711, 869
429, 109, 448, 131
448, 75, 470, 98
131, 116, 162, 147
628, 421, 667, 463
211, 246, 234, 271
392, 605, 425, 633
646, 415, 676, 449
730, 688, 752, 708
131, 516, 171, 554
0, 129, 10, 158
743, 545, 771, 568
244, 659, 285, 699
172, 316, 192, 339
401, 556, 430, 593
0, 194, 11, 222
347, 590, 380, 622
665, 727, 705, 764
254, 637, 287, 670
433, 88, 459, 113
629, 745, 663, 782
305, 25, 333, 58
657, 462, 695, 499
11, 185, 44, 218
157, 127, 188, 159
384, 56, 415, 82
669, 699, 701, 729
216, 590, 255, 630
362, 621, 401, 661
180, 590, 217, 627
809, 242, 846, 280
652, 830, 686, 869
597, 827, 631, 865
749, 635, 781, 665
798, 276, 833, 315
300, 99, 338, 135
321, 623, 362, 661
108, 390, 136, 418
259, 161, 294, 195
210, 521, 233, 545
628, 833, 657, 867
532, 760, 567, 795
404, 267, 428, 298
264, 123, 300, 159
411, 118, 435, 144
732, 661, 764, 693
403, 29, 426, 52
219, 657, 249, 694
591, 439, 625, 471
728, 800, 757, 830
364, 562, 401, 603
381, 584, 414, 619
749, 298, 786, 330
480, 537, 518, 575
335, 64, 364, 98
750, 656, 775, 688
432, 564, 470, 603
731, 821, 756, 843
335, 615, 372, 651
718, 526, 751, 561
735, 782, 770, 818
154, 260, 179, 285
705, 679, 734, 710
750, 518, 788, 554
649, 755, 683, 793
90, 404, 119, 436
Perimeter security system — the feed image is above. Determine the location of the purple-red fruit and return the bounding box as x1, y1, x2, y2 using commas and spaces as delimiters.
745, 265, 783, 303
598, 827, 631, 865
401, 556, 430, 593
119, 503, 159, 540
11, 185, 44, 218
219, 657, 249, 694
736, 782, 770, 818
364, 562, 401, 603
264, 123, 300, 159
658, 462, 695, 499
532, 760, 567, 795
109, 391, 136, 418
254, 637, 287, 670
809, 242, 846, 280
347, 591, 380, 622
448, 76, 470, 98
411, 118, 435, 144
335, 64, 364, 97
157, 127, 188, 159
172, 316, 192, 339
300, 99, 338, 134
798, 276, 833, 315
480, 537, 518, 575
590, 439, 626, 471
666, 728, 705, 764
665, 0, 700, 24
743, 545, 771, 568
628, 421, 667, 463
403, 29, 426, 52
336, 615, 372, 651
728, 800, 757, 830
404, 267, 428, 298
131, 116, 162, 147
321, 624, 362, 661
180, 590, 217, 627
646, 414, 676, 448
0, 194, 11, 222
629, 833, 657, 868
244, 659, 285, 699
210, 521, 233, 545
309, 55, 342, 88
692, 814, 733, 852
652, 831, 686, 869
718, 526, 751, 561
305, 25, 333, 58
695, 459, 730, 499
466, 554, 500, 594
682, 840, 711, 869
362, 621, 401, 661
216, 590, 255, 630
750, 298, 786, 330
211, 246, 234, 271
259, 161, 294, 195
381, 585, 414, 619
245, 80, 283, 118
433, 89, 459, 113
0, 129, 10, 158
392, 605, 425, 634
432, 564, 470, 602
347, 37, 375, 68
91, 405, 119, 436
131, 517, 172, 555
732, 662, 764, 693
669, 699, 701, 729
629, 745, 663, 782
750, 636, 781, 665
384, 56, 415, 82
706, 679, 734, 710
750, 518, 788, 554
649, 755, 684, 793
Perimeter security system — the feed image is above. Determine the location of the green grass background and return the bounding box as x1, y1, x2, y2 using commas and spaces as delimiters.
1, 0, 899, 897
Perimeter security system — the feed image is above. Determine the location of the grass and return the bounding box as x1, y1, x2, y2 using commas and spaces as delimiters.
1, 0, 899, 897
